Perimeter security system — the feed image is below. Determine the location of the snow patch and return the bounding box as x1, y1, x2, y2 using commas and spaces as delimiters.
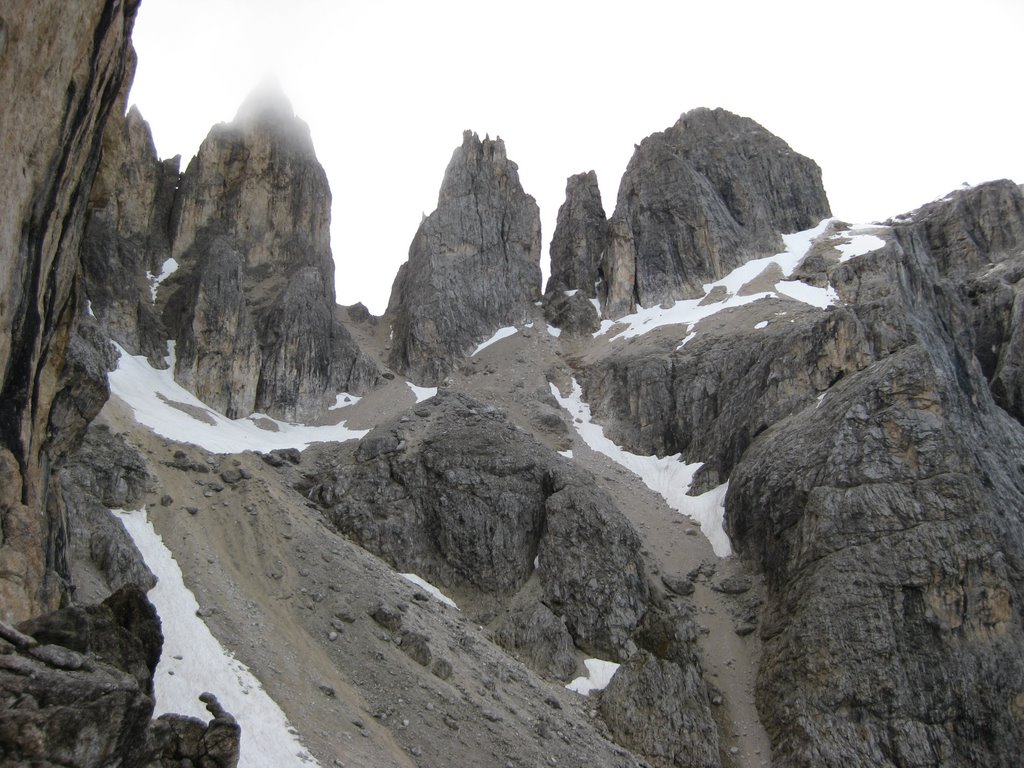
85, 299, 95, 317
328, 392, 360, 410
146, 257, 179, 302
558, 449, 574, 459
774, 280, 837, 309
546, 325, 562, 338
754, 321, 768, 330
676, 331, 698, 349
566, 658, 621, 696
550, 379, 731, 556
834, 231, 886, 262
594, 219, 838, 342
407, 382, 437, 403
564, 289, 579, 297
113, 508, 318, 767
108, 343, 369, 453
472, 326, 518, 355
399, 573, 458, 609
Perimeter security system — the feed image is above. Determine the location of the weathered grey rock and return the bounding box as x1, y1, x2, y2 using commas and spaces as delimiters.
492, 595, 578, 681
2, 588, 239, 768
152, 692, 241, 768
0, 0, 139, 622
724, 208, 1024, 766
80, 105, 179, 364
580, 303, 874, 492
59, 423, 155, 603
600, 608, 720, 768
603, 107, 830, 313
892, 180, 1024, 423
386, 131, 542, 383
307, 389, 649, 661
546, 171, 608, 297
159, 85, 380, 420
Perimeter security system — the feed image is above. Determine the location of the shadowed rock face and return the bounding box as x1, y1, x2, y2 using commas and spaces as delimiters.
0, 0, 140, 622
386, 131, 542, 384
603, 107, 830, 313
546, 170, 608, 298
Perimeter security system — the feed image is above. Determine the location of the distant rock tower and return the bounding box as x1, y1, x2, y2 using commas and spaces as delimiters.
386, 131, 542, 384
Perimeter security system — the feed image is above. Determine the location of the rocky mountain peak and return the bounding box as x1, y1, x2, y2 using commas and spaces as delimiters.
386, 129, 541, 383
595, 106, 830, 314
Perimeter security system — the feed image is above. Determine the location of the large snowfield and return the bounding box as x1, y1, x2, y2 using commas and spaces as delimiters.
108, 343, 369, 454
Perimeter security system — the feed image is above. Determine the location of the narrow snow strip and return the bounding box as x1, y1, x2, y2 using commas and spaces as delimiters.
108, 343, 369, 453
472, 326, 518, 355
564, 289, 579, 297
595, 219, 836, 342
834, 232, 886, 262
85, 299, 95, 317
328, 392, 361, 410
754, 321, 768, 330
566, 658, 621, 696
146, 257, 179, 302
406, 382, 437, 403
113, 508, 319, 767
399, 573, 458, 609
550, 380, 731, 556
676, 330, 698, 349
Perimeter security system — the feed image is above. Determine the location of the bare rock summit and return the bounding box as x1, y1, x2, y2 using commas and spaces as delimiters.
386, 131, 542, 384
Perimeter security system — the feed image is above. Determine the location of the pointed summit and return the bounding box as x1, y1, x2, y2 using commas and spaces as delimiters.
234, 75, 295, 127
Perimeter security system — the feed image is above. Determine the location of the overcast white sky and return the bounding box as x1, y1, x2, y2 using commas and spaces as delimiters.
129, 0, 1023, 314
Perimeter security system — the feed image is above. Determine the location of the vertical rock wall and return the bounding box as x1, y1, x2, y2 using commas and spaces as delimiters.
0, 0, 140, 622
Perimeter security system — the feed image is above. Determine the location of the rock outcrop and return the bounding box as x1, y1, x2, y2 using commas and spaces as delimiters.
306, 390, 649, 662
0, 0, 140, 622
1, 586, 240, 768
600, 608, 720, 768
601, 107, 830, 313
387, 131, 542, 383
546, 171, 608, 297
59, 423, 155, 604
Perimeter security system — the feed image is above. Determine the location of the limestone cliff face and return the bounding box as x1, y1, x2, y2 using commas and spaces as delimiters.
0, 0, 140, 622
387, 131, 542, 384
161, 87, 379, 421
602, 107, 830, 313
81, 86, 380, 421
725, 221, 1024, 765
